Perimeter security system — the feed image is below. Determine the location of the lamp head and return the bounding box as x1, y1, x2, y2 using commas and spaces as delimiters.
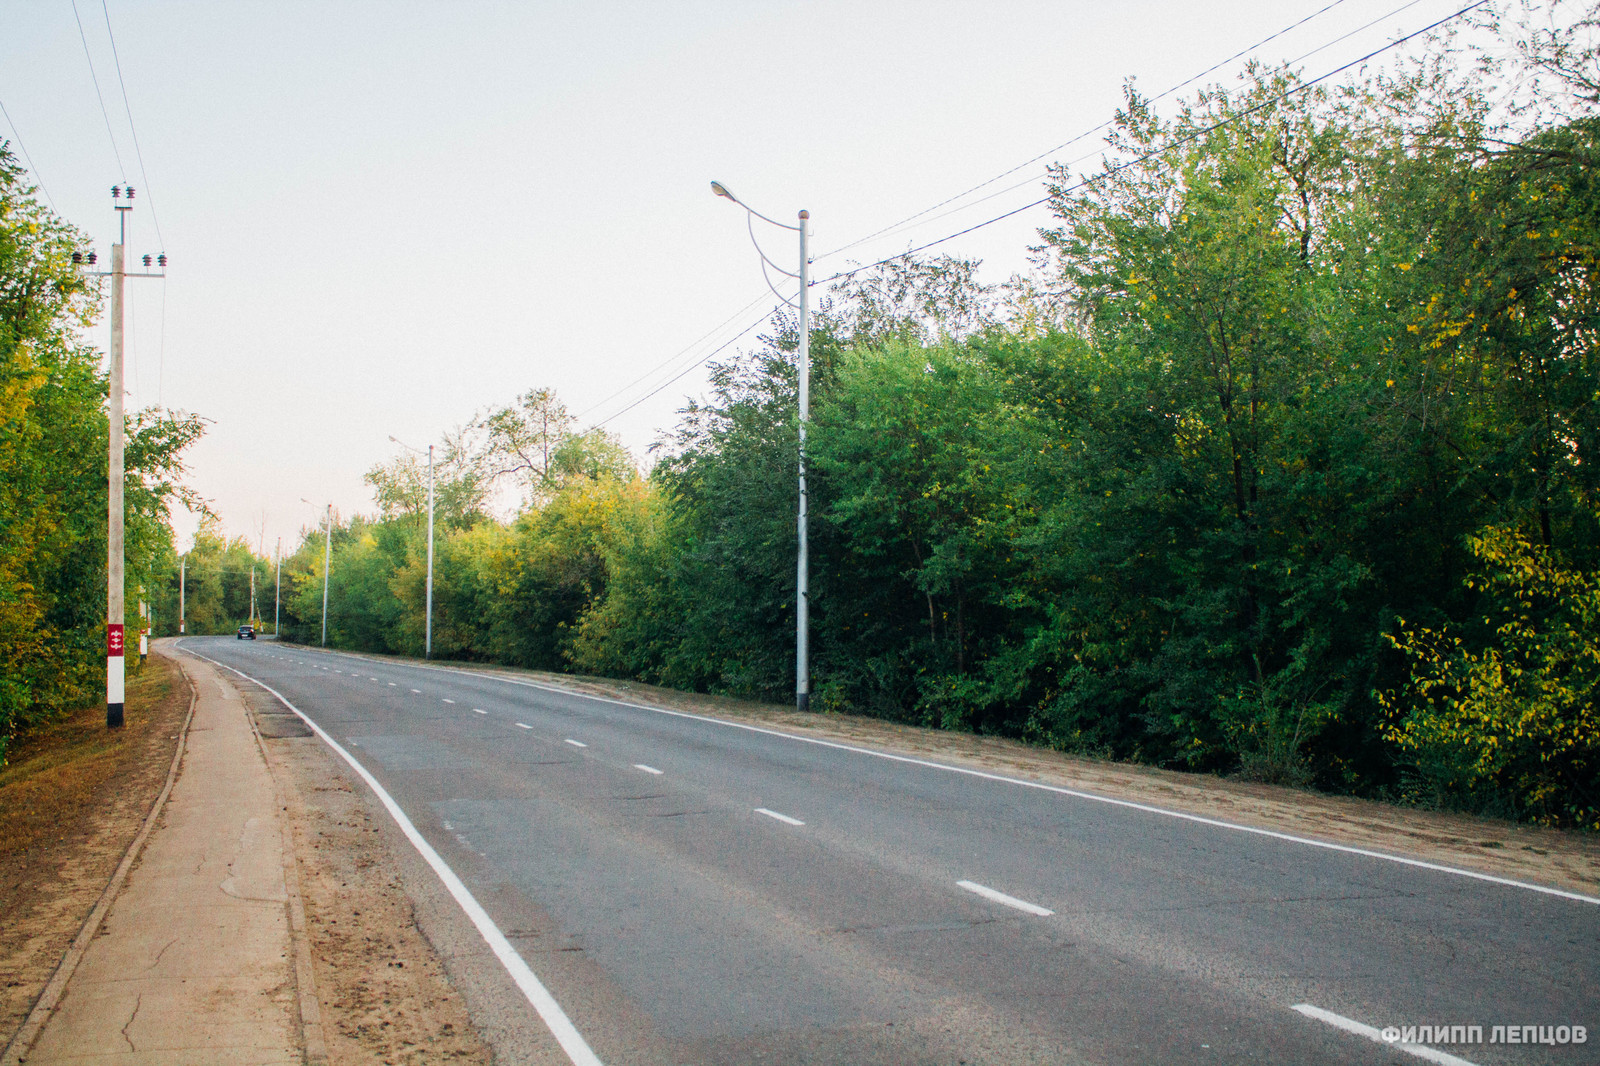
710, 181, 736, 203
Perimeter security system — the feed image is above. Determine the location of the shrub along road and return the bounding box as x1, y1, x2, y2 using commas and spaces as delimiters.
187, 637, 1599, 1066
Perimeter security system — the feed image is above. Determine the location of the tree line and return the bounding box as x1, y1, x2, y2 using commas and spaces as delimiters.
0, 148, 204, 763
260, 12, 1598, 828
9, 6, 1596, 824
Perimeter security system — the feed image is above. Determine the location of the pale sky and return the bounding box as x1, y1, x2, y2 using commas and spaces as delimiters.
1, 0, 1488, 554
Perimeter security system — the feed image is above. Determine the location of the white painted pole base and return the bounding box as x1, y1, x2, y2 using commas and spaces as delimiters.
107, 630, 125, 728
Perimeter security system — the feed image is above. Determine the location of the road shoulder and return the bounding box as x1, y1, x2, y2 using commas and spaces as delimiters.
232, 676, 505, 1064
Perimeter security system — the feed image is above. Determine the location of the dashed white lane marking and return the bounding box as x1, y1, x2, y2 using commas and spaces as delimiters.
755, 808, 804, 826
461, 677, 1597, 907
473, 708, 487, 715
388, 682, 397, 687
564, 739, 587, 748
410, 688, 421, 694
1291, 1005, 1480, 1066
442, 698, 456, 704
957, 880, 1053, 917
634, 764, 663, 775
516, 723, 532, 730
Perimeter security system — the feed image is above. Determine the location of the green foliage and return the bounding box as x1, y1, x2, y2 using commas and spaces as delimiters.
1384, 522, 1600, 828
151, 516, 272, 636
0, 145, 204, 763
253, 15, 1598, 829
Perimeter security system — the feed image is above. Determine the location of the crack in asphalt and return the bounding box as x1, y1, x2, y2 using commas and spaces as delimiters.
120, 992, 143, 1051
139, 936, 180, 975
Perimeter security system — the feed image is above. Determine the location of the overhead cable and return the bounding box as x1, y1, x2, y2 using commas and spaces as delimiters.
837, 0, 1434, 255
70, 0, 128, 180
816, 0, 1492, 287
575, 290, 774, 421
0, 99, 59, 213
818, 0, 1357, 260
101, 0, 166, 251
593, 303, 782, 429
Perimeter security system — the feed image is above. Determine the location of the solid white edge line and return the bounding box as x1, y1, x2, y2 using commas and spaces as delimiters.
272, 645, 1600, 907
1292, 1004, 1481, 1066
633, 764, 663, 775
755, 807, 804, 827
181, 645, 604, 1066
480, 680, 1600, 906
957, 879, 1054, 917
564, 739, 587, 748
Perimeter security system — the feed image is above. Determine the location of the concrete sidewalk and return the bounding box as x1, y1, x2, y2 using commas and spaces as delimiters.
20, 651, 320, 1065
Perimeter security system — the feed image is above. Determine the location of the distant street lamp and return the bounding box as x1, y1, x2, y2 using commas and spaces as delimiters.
711, 181, 812, 712
302, 499, 332, 646
390, 436, 436, 659
274, 537, 282, 637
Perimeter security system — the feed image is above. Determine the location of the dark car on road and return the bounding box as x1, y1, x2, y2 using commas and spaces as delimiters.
237, 625, 256, 640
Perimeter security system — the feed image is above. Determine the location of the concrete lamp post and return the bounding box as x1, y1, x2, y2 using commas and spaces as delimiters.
711, 181, 812, 712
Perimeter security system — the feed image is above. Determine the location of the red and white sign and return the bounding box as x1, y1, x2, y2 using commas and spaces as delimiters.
107, 623, 125, 657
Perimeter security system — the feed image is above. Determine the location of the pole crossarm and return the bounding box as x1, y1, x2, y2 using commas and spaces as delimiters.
81, 187, 166, 730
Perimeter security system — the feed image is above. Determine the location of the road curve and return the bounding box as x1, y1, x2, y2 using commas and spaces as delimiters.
182, 637, 1600, 1066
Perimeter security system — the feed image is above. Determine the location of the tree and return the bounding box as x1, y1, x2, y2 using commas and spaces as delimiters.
473, 387, 576, 508
0, 145, 204, 761
1384, 522, 1600, 828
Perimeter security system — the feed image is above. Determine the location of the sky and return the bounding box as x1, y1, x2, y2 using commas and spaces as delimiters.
1, 0, 1498, 555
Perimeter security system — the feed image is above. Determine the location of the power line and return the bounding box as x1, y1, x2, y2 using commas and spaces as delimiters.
591, 0, 1485, 435
100, 0, 166, 252
0, 99, 59, 214
575, 290, 774, 421
594, 304, 781, 429
818, 0, 1357, 261
70, 0, 128, 180
833, 0, 1434, 257
816, 0, 1493, 287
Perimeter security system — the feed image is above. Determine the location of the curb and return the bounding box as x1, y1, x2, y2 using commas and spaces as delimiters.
240, 676, 329, 1064
0, 654, 198, 1066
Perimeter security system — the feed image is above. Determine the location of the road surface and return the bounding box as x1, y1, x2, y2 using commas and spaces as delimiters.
181, 637, 1599, 1066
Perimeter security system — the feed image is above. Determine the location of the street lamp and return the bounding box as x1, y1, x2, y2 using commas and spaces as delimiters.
302, 499, 332, 646
711, 181, 812, 712
390, 436, 435, 659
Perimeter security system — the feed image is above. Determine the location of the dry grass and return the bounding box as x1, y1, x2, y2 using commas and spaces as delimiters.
0, 661, 175, 858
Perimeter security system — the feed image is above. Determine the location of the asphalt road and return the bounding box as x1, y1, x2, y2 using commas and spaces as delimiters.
183, 637, 1599, 1066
